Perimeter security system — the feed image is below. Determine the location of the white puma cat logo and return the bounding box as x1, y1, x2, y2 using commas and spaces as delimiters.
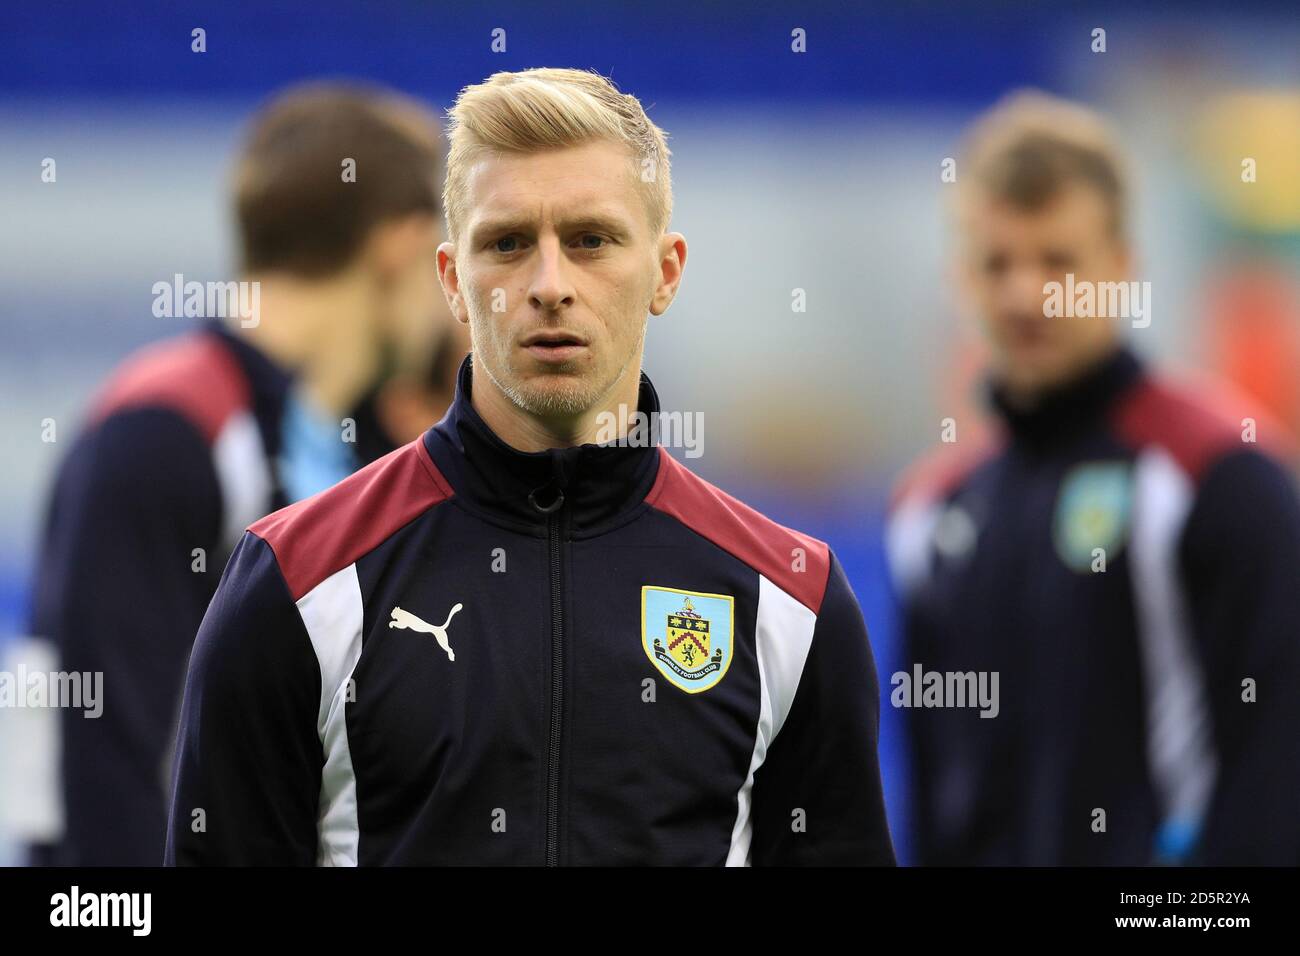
389, 604, 463, 662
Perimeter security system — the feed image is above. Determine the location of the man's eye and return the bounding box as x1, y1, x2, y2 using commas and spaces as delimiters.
494, 236, 519, 253
577, 234, 606, 250
983, 253, 1008, 276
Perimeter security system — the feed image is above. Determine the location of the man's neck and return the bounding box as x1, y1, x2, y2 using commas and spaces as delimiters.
234, 271, 374, 417
996, 341, 1125, 411
471, 360, 643, 452
993, 343, 1128, 413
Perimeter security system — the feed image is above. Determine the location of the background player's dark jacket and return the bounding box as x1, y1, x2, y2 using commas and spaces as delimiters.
166, 356, 895, 866
29, 324, 292, 865
887, 347, 1300, 865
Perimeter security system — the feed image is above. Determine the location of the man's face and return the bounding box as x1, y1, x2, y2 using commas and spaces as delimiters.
438, 139, 680, 419
374, 213, 448, 378
958, 184, 1131, 396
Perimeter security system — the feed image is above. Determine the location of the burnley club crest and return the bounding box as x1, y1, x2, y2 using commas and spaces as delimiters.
641, 586, 734, 694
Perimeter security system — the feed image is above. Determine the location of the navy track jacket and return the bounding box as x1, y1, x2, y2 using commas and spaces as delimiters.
166, 356, 896, 866
887, 347, 1300, 865
30, 324, 292, 865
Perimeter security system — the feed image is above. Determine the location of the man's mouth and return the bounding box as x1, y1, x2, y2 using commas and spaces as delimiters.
1006, 315, 1052, 347
520, 331, 588, 363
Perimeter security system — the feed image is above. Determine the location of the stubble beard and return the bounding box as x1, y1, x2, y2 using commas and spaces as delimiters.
472, 320, 641, 421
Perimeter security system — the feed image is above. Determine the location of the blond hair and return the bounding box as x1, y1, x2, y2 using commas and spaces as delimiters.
959, 90, 1129, 238
443, 68, 672, 241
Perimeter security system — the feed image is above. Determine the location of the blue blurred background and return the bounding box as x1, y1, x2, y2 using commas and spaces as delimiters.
3, 0, 1299, 863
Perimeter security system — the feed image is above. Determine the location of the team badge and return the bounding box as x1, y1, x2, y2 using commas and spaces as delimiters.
1053, 461, 1131, 572
641, 586, 734, 694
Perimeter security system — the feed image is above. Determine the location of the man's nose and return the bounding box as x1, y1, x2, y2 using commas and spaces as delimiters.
1000, 263, 1050, 317
527, 238, 576, 312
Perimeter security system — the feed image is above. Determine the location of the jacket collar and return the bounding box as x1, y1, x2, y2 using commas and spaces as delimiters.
988, 345, 1144, 451
205, 320, 294, 462
423, 354, 663, 535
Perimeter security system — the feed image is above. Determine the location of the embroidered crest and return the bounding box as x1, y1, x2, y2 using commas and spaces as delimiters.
641, 586, 734, 694
1053, 461, 1131, 572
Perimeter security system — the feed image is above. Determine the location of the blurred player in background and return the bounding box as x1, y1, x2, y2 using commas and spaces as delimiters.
887, 92, 1300, 865
28, 82, 456, 865
350, 317, 470, 462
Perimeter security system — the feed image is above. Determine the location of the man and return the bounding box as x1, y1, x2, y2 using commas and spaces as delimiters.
349, 317, 472, 462
166, 67, 895, 866
887, 92, 1300, 865
29, 82, 452, 865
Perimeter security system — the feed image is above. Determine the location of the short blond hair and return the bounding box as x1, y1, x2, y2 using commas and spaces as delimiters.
959, 90, 1129, 238
443, 67, 672, 242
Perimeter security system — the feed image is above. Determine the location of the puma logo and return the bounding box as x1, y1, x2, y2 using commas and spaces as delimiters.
388, 604, 463, 662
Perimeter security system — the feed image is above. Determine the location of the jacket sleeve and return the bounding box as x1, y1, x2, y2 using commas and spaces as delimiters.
749, 551, 897, 865
165, 531, 324, 865
1179, 449, 1300, 865
29, 407, 222, 865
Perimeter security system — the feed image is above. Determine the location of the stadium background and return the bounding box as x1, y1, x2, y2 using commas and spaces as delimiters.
2, 0, 1298, 864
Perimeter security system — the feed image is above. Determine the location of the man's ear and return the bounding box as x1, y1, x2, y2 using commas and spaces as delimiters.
649, 232, 687, 317
950, 253, 968, 304
1112, 238, 1135, 281
951, 249, 981, 325
437, 241, 469, 324
366, 214, 437, 280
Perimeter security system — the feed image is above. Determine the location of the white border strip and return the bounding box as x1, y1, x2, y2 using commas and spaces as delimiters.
726, 573, 817, 866
296, 562, 365, 866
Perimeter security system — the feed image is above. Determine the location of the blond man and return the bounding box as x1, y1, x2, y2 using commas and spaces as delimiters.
166, 69, 895, 867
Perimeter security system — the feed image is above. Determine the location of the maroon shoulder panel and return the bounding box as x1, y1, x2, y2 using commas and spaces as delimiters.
645, 448, 831, 614
91, 332, 248, 444
890, 428, 1003, 511
1111, 375, 1282, 481
251, 439, 454, 601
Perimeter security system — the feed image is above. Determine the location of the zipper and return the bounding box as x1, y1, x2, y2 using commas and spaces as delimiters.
545, 507, 565, 866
